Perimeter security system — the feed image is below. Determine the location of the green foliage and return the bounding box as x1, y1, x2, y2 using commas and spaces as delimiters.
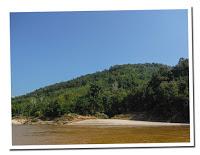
12, 58, 189, 122
43, 100, 61, 118
95, 112, 109, 119
143, 58, 189, 122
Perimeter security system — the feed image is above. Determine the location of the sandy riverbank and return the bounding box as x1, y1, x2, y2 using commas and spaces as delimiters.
12, 118, 28, 125
12, 114, 96, 125
12, 118, 189, 126
69, 119, 189, 126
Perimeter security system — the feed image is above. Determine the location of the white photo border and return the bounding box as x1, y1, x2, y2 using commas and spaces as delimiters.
1, 1, 194, 150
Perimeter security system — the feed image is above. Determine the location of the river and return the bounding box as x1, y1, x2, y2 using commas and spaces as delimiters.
12, 124, 190, 145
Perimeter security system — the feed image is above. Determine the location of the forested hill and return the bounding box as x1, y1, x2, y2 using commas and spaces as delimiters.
12, 58, 189, 123
18, 63, 167, 98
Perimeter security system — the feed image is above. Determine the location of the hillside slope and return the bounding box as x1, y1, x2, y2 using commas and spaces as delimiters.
12, 58, 189, 123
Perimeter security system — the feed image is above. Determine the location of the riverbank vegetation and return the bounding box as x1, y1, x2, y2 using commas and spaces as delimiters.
12, 58, 189, 123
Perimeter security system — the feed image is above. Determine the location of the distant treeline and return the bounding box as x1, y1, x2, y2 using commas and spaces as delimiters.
12, 58, 189, 123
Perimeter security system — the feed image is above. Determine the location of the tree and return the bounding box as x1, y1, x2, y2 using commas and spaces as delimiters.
88, 83, 102, 114
43, 100, 61, 118
74, 96, 91, 115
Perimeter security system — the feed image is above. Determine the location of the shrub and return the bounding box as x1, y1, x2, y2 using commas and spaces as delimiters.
95, 112, 109, 119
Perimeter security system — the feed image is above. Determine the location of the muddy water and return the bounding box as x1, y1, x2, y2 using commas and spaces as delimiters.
12, 124, 190, 145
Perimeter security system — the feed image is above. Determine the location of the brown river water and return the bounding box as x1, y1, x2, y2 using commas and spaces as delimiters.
12, 124, 190, 145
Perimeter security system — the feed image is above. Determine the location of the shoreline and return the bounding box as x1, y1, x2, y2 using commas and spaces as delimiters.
69, 119, 189, 126
12, 118, 189, 126
12, 114, 97, 125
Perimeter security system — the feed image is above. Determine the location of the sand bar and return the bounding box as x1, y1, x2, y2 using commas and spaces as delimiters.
69, 119, 189, 126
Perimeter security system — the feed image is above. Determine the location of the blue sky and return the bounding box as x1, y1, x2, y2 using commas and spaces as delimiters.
11, 10, 188, 96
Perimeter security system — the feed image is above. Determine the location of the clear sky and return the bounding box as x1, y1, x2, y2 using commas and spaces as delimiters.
11, 10, 188, 96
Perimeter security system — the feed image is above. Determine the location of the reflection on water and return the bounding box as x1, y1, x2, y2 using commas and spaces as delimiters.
12, 124, 190, 145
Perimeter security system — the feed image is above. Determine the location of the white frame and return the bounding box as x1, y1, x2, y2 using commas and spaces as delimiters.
0, 0, 195, 151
